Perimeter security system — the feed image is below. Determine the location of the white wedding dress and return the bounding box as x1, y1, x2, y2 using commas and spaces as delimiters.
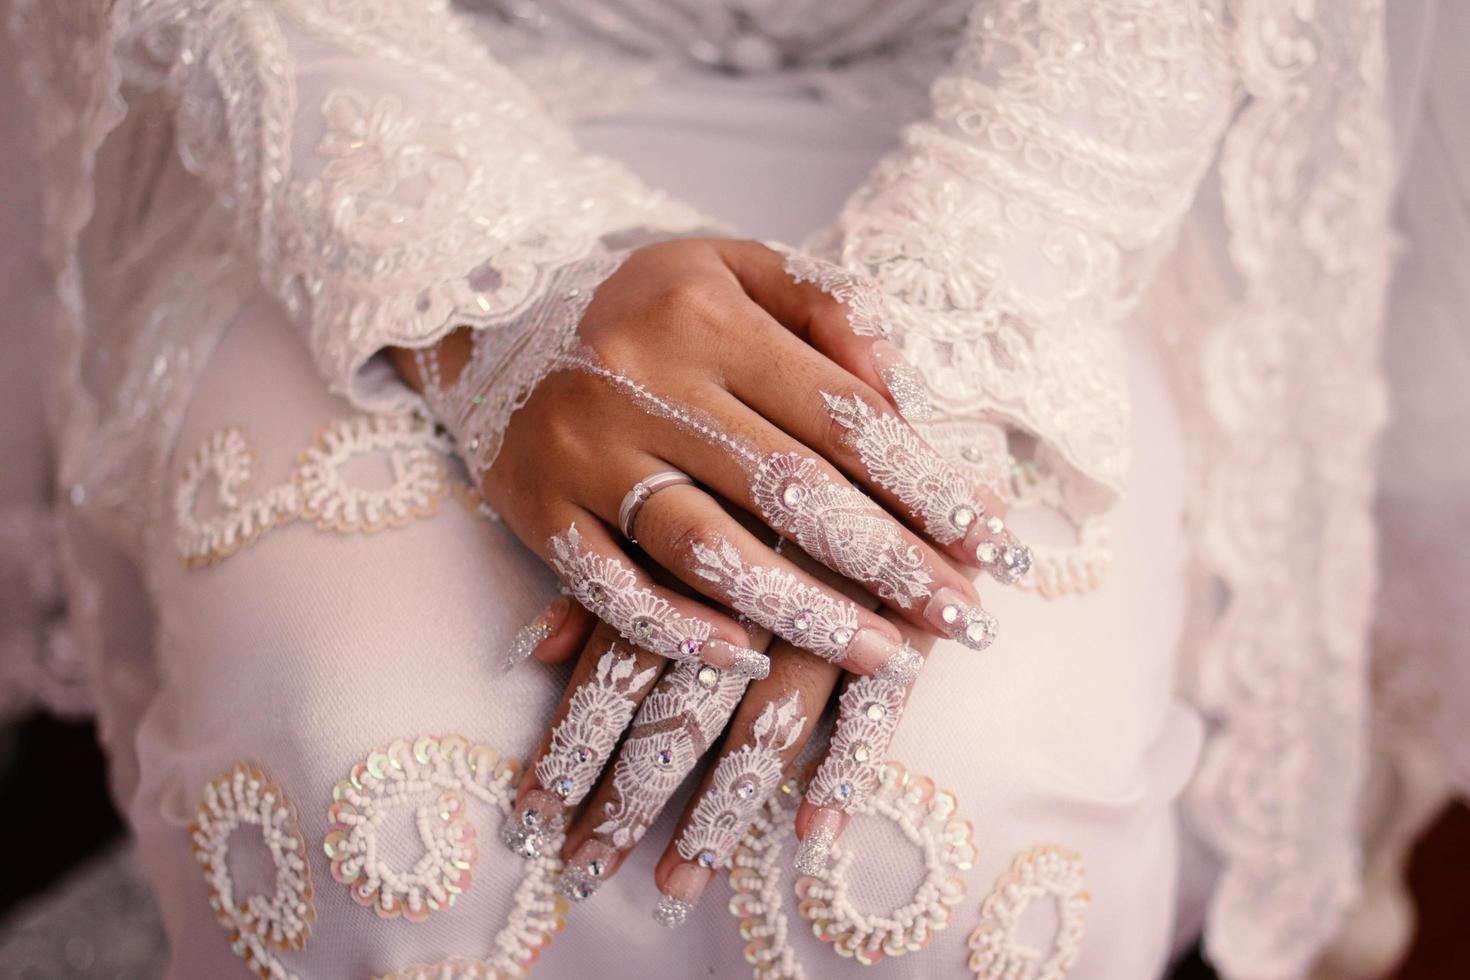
5, 1, 1458, 979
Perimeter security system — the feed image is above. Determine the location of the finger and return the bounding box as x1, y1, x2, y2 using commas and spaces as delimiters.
557, 656, 751, 902
717, 240, 925, 418
502, 622, 665, 864
503, 595, 598, 670
793, 629, 932, 874
651, 640, 847, 925
717, 243, 1032, 585
599, 464, 919, 678
565, 355, 994, 647
540, 510, 770, 678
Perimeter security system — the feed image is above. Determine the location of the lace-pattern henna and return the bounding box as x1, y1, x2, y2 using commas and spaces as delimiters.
752, 453, 932, 608
689, 538, 861, 665
595, 659, 748, 849
563, 349, 937, 607
676, 691, 807, 871
535, 647, 658, 807
546, 523, 764, 676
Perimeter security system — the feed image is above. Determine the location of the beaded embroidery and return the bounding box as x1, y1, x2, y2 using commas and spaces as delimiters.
325, 735, 522, 922
535, 647, 658, 807
190, 763, 315, 977
729, 765, 976, 973
176, 415, 457, 566
677, 691, 806, 871
967, 846, 1090, 980
597, 658, 748, 848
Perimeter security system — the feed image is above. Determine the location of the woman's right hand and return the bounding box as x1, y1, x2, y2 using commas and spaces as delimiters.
395, 238, 1024, 679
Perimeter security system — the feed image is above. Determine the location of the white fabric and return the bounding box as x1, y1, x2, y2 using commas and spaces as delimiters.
3, 1, 1440, 978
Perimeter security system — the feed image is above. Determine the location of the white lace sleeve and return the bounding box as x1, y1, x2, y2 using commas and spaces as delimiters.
819, 0, 1237, 504
112, 0, 707, 416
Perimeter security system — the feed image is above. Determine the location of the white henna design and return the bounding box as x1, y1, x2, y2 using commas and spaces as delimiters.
807, 675, 908, 814
596, 659, 748, 849
547, 524, 762, 675
535, 647, 658, 807
676, 691, 806, 870
689, 538, 861, 664
751, 453, 932, 608
822, 391, 983, 546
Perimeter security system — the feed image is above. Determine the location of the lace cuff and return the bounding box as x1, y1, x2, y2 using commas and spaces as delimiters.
413, 248, 631, 476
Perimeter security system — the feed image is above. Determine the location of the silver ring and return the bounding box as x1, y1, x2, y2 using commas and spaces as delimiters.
618, 470, 694, 544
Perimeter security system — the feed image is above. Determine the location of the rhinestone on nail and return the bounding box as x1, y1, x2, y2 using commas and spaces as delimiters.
976, 541, 998, 563
986, 516, 1005, 534
941, 603, 962, 625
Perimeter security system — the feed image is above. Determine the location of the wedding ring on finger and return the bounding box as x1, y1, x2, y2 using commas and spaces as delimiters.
619, 470, 694, 545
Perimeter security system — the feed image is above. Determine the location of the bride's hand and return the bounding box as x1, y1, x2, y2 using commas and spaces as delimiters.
396, 238, 1024, 679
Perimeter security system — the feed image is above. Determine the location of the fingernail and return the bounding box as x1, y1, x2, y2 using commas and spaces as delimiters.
873, 643, 924, 686
706, 640, 770, 679
842, 626, 903, 675
871, 340, 932, 421
964, 516, 1033, 585
557, 838, 619, 902
504, 597, 571, 671
794, 807, 845, 875
501, 788, 563, 858
652, 862, 712, 928
923, 587, 998, 651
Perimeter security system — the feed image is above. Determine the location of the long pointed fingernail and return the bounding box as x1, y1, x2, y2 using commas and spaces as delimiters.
653, 862, 712, 928
558, 838, 619, 902
923, 587, 998, 651
504, 597, 571, 671
964, 516, 1033, 585
704, 640, 770, 679
871, 340, 932, 421
794, 806, 845, 876
502, 788, 563, 858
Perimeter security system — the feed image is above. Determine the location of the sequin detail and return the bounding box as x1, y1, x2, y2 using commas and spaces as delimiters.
325, 736, 520, 922
677, 691, 806, 869
968, 846, 1090, 979
190, 763, 314, 975
689, 537, 861, 665
176, 416, 455, 566
536, 647, 657, 807
596, 658, 748, 848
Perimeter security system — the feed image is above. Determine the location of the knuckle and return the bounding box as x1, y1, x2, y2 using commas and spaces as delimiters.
650, 277, 726, 326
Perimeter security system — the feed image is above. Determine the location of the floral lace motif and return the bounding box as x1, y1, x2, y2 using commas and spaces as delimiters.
175, 415, 461, 566
689, 537, 861, 665
535, 647, 658, 807
596, 658, 748, 848
547, 523, 713, 664
677, 691, 806, 869
190, 763, 315, 978
967, 846, 1089, 980
121, 0, 708, 416
807, 676, 908, 812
